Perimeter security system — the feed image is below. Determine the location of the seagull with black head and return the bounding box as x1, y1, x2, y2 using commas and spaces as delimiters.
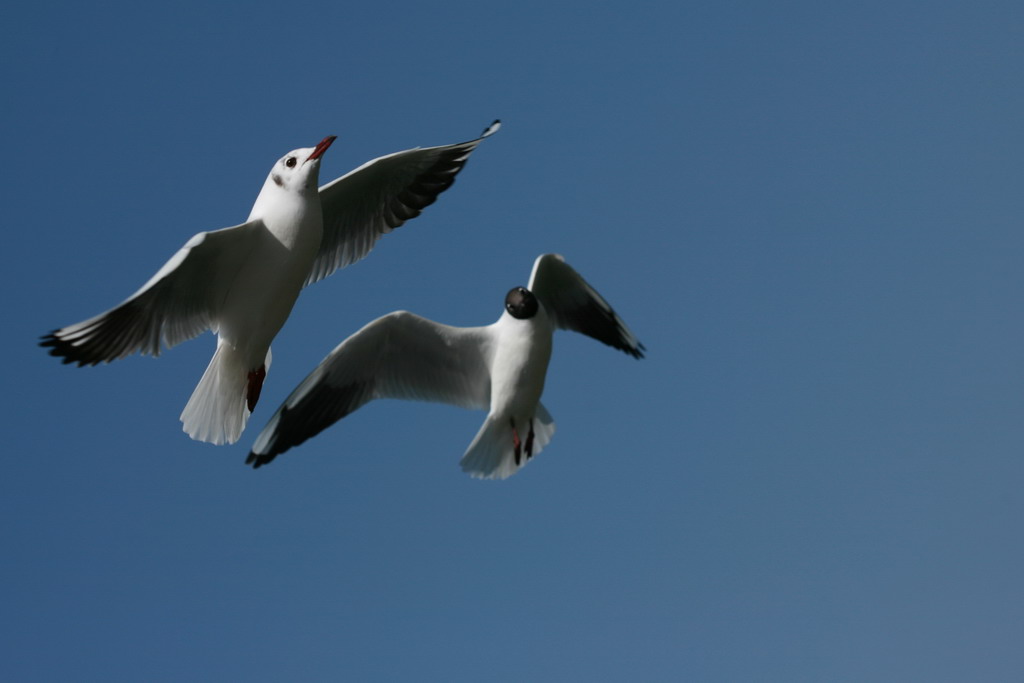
247, 253, 644, 479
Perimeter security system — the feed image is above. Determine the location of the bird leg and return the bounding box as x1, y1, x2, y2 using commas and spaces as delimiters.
525, 418, 535, 460
511, 418, 522, 465
246, 364, 267, 412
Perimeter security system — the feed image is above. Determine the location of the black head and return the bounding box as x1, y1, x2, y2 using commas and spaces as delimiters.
505, 287, 539, 320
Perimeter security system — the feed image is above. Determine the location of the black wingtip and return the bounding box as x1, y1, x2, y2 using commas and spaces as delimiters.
246, 451, 273, 469
481, 119, 502, 138
39, 330, 61, 350
40, 331, 94, 367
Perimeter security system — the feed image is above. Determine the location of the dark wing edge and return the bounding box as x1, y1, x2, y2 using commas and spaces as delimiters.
246, 369, 375, 469
529, 253, 645, 359
305, 120, 501, 286
39, 224, 256, 366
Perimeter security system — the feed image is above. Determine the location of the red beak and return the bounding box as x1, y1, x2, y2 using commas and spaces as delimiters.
306, 135, 336, 161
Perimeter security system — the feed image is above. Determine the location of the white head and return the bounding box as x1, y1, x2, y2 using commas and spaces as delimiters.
249, 135, 336, 219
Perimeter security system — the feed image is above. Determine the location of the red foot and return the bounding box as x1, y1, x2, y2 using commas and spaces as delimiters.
246, 365, 267, 412
511, 418, 522, 466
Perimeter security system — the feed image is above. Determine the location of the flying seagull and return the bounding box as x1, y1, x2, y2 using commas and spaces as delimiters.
41, 120, 501, 445
246, 253, 644, 479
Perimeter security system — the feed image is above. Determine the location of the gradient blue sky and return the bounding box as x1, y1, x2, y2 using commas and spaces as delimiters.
4, 1, 1023, 680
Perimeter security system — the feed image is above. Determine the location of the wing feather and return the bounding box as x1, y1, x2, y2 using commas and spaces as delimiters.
528, 253, 645, 358
305, 120, 501, 286
247, 311, 494, 467
40, 222, 262, 365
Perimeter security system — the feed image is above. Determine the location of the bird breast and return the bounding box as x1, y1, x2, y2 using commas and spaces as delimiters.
260, 194, 323, 253
216, 204, 323, 357
488, 311, 554, 416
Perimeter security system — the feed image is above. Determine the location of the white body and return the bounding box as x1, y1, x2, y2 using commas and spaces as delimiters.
488, 305, 554, 423
459, 305, 555, 478
180, 154, 326, 444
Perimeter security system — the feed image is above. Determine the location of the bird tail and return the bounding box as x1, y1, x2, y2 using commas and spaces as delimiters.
180, 341, 272, 445
459, 404, 556, 480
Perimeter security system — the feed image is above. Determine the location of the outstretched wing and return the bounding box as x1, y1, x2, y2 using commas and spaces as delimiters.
247, 311, 494, 468
40, 221, 262, 365
527, 253, 645, 358
305, 120, 501, 286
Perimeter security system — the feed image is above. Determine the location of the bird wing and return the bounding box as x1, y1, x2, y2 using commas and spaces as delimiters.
527, 253, 645, 358
305, 120, 501, 286
40, 221, 263, 365
247, 311, 494, 467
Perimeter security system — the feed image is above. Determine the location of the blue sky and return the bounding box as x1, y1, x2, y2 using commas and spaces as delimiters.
3, 1, 1024, 680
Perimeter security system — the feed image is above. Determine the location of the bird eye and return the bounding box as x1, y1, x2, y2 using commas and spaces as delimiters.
285, 157, 297, 168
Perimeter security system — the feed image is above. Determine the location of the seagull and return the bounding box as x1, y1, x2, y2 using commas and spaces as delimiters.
246, 253, 644, 479
41, 120, 501, 445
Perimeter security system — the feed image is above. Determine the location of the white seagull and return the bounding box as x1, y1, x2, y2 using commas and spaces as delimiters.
246, 253, 644, 479
41, 120, 501, 445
